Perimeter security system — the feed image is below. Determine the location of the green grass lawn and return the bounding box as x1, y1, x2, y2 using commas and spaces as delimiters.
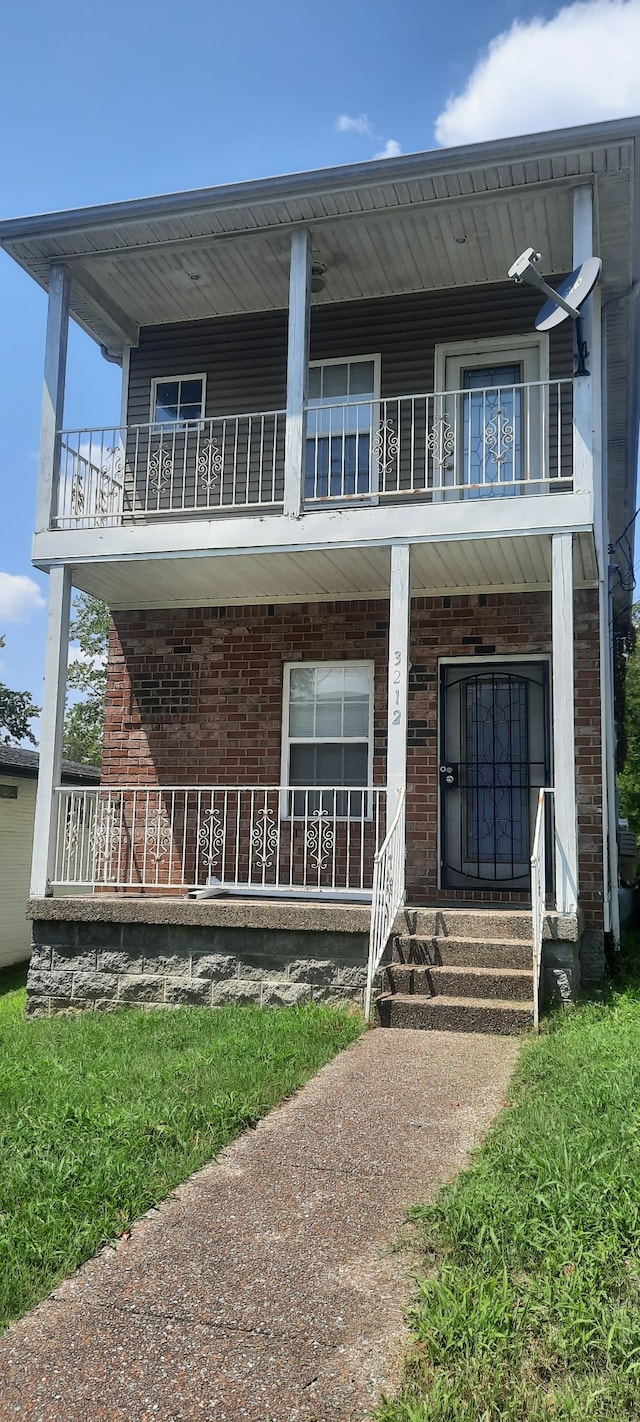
376, 938, 640, 1422
0, 964, 363, 1332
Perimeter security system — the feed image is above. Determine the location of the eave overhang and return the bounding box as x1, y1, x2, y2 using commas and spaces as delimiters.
1, 116, 639, 566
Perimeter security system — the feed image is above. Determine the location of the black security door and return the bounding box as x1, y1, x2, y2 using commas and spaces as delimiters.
440, 662, 550, 890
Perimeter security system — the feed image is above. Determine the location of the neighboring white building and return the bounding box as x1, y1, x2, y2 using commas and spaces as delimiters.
0, 748, 99, 969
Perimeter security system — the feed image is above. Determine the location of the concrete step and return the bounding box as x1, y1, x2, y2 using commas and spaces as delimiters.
383, 962, 533, 1003
401, 908, 533, 942
375, 992, 533, 1035
392, 935, 533, 971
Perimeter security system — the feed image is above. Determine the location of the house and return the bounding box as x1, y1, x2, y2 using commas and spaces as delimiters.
1, 117, 638, 1027
0, 746, 99, 969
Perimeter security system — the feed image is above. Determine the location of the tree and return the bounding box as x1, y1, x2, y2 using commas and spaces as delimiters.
0, 636, 40, 744
618, 601, 640, 835
63, 594, 109, 766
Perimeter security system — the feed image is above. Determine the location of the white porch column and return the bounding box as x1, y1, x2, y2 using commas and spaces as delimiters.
30, 565, 72, 898
386, 543, 411, 831
552, 532, 578, 913
283, 229, 311, 518
572, 187, 594, 504
36, 263, 71, 534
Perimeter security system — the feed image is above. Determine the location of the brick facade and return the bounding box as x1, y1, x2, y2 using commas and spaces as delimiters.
102, 589, 604, 928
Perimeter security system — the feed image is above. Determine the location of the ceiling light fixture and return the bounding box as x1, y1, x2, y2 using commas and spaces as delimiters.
311, 262, 327, 293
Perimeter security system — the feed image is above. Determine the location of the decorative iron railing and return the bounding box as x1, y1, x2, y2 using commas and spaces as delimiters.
304, 379, 574, 502
53, 784, 386, 896
54, 412, 286, 527
52, 379, 575, 528
364, 787, 406, 1022
530, 786, 554, 1032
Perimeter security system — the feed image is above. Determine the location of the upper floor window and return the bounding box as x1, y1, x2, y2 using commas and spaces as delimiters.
151, 375, 206, 427
306, 356, 379, 499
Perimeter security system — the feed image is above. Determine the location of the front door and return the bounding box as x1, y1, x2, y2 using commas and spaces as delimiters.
440, 662, 550, 890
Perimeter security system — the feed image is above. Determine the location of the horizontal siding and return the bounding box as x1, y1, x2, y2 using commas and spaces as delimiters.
0, 774, 36, 966
128, 283, 573, 422
128, 310, 288, 424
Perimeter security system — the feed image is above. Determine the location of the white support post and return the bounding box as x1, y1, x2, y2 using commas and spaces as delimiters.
574, 186, 618, 941
552, 533, 578, 913
30, 565, 72, 898
36, 264, 71, 534
283, 229, 311, 518
119, 345, 131, 428
572, 187, 594, 503
386, 544, 411, 831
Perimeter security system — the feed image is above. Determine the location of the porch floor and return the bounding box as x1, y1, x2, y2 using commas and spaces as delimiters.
29, 894, 373, 935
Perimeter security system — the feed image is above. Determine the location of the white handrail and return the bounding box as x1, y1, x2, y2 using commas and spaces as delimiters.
364, 787, 406, 1022
530, 786, 554, 1032
305, 378, 574, 501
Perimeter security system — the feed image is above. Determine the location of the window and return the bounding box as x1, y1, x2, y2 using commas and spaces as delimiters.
305, 357, 379, 498
283, 662, 373, 816
0, 784, 18, 800
151, 375, 206, 427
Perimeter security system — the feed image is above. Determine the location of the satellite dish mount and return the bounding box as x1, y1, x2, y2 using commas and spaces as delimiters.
508, 247, 602, 377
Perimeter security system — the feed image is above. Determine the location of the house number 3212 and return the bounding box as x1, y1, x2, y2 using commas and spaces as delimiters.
392, 650, 402, 725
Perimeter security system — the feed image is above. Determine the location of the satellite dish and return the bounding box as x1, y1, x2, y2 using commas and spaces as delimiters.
507, 246, 602, 330
535, 257, 602, 331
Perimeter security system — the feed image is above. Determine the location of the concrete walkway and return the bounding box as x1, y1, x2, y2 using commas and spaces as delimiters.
0, 1029, 518, 1422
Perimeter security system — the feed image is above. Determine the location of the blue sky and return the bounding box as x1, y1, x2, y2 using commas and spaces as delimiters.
0, 0, 639, 723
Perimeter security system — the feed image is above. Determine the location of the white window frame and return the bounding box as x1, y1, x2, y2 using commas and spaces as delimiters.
280, 659, 375, 818
149, 373, 207, 427
433, 335, 549, 497
306, 354, 381, 500
434, 334, 548, 394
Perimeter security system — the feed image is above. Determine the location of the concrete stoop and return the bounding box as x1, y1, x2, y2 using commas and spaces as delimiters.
374, 908, 535, 1035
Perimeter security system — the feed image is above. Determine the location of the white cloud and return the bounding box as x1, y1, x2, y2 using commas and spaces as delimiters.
0, 573, 45, 624
68, 647, 107, 672
336, 115, 402, 159
336, 113, 374, 136
373, 139, 402, 159
435, 0, 640, 148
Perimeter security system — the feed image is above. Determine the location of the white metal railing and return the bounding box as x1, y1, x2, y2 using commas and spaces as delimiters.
54, 412, 286, 527
53, 784, 386, 896
51, 379, 576, 528
364, 787, 406, 1022
530, 786, 554, 1032
305, 379, 574, 502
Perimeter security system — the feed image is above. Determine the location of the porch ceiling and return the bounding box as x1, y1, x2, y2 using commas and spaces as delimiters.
0, 121, 636, 349
66, 532, 597, 610
7, 188, 576, 333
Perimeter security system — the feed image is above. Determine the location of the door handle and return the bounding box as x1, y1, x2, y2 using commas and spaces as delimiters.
439, 764, 459, 787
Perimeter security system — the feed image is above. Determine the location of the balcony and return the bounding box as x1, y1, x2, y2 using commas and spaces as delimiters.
54, 784, 387, 898
53, 378, 575, 530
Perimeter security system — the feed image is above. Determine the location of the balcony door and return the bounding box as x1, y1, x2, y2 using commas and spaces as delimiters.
439, 661, 550, 891
434, 336, 546, 498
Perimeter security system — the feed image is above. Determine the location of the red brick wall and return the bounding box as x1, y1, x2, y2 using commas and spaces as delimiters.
574, 589, 604, 927
103, 590, 604, 925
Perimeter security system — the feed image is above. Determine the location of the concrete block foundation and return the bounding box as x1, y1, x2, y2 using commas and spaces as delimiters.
26, 898, 370, 1016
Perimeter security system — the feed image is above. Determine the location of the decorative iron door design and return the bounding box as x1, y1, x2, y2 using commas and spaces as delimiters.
440, 663, 550, 890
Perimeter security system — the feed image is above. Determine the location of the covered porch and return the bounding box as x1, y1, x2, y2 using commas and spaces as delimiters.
33, 531, 600, 927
